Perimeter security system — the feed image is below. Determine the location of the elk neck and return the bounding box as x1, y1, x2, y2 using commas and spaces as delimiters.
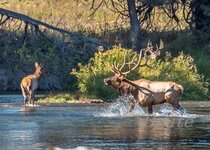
122, 78, 138, 90
33, 69, 42, 80
122, 78, 154, 94
114, 78, 136, 95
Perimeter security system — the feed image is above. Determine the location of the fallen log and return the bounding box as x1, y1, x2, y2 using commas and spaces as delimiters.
0, 8, 106, 47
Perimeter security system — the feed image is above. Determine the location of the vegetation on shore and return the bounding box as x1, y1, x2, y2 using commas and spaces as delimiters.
0, 1, 210, 101
37, 92, 104, 104
72, 46, 208, 100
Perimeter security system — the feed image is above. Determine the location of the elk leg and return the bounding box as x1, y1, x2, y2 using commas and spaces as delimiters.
32, 91, 36, 106
165, 91, 179, 109
148, 105, 153, 114
21, 86, 27, 106
166, 97, 185, 113
28, 95, 31, 105
26, 86, 31, 105
28, 90, 33, 106
23, 95, 27, 106
165, 93, 183, 111
24, 96, 27, 106
128, 100, 135, 112
174, 104, 185, 113
31, 92, 34, 106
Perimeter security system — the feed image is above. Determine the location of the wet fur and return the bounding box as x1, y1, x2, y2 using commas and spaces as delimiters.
105, 77, 183, 114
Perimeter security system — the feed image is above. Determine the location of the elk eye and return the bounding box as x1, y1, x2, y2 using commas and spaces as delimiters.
113, 78, 120, 82
113, 78, 117, 81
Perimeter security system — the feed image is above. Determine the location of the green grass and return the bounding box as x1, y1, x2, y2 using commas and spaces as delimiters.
37, 92, 104, 103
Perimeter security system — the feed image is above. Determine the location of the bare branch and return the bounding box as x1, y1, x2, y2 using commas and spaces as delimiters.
89, 0, 104, 17
0, 16, 9, 25
0, 8, 106, 47
23, 22, 28, 40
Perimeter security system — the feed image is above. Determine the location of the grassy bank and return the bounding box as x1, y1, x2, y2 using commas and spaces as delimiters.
37, 92, 104, 104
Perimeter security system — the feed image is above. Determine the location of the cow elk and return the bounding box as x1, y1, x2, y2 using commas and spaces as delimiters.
104, 44, 184, 114
20, 62, 44, 107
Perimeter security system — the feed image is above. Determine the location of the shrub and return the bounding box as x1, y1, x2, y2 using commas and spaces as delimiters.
72, 47, 208, 100
72, 46, 137, 99
139, 52, 209, 100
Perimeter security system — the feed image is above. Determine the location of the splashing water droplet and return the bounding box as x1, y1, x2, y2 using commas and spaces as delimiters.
94, 95, 145, 117
94, 95, 204, 118
154, 104, 188, 117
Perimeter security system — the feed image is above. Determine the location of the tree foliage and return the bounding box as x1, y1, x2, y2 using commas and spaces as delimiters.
72, 46, 208, 100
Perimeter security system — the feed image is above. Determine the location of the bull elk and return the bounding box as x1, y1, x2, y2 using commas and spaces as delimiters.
104, 47, 184, 114
20, 62, 44, 107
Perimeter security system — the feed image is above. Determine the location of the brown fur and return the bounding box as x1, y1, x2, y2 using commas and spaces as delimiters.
104, 76, 183, 114
20, 62, 43, 106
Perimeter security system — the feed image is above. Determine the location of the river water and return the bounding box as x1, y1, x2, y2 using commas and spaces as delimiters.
0, 95, 210, 150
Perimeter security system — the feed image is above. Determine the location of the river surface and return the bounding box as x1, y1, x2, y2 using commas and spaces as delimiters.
0, 95, 210, 150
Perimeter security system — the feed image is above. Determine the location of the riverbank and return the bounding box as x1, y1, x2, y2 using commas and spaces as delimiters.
0, 93, 105, 107
0, 102, 106, 107
1, 101, 209, 106
1, 91, 209, 105
37, 92, 104, 104
0, 91, 104, 104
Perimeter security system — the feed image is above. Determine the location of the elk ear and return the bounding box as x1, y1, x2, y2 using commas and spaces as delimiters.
35, 62, 39, 68
39, 63, 43, 68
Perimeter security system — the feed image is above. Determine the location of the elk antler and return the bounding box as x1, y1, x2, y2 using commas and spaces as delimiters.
111, 41, 163, 76
111, 49, 151, 76
121, 50, 143, 75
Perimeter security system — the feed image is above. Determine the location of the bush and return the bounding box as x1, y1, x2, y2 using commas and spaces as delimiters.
139, 52, 209, 100
72, 47, 208, 100
72, 46, 137, 99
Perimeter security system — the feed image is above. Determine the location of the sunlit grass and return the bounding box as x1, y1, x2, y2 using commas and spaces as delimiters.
38, 92, 104, 103
3, 0, 188, 35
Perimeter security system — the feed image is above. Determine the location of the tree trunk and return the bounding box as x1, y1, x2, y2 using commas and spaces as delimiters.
127, 0, 141, 51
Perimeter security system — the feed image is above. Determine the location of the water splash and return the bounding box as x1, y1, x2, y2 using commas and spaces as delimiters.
33, 143, 101, 150
26, 103, 39, 107
94, 95, 145, 117
153, 104, 194, 118
94, 95, 202, 118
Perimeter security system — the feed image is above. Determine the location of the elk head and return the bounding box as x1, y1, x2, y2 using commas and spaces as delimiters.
104, 50, 151, 88
34, 62, 44, 78
104, 41, 162, 88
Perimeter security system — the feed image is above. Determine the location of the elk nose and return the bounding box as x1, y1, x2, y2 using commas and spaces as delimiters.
104, 78, 109, 84
104, 78, 107, 83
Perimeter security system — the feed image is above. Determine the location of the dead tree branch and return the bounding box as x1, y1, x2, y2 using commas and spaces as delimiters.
0, 8, 106, 47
